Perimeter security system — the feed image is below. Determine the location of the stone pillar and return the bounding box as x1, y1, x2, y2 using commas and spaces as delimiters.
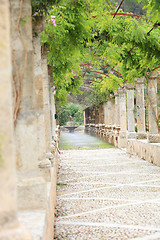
50, 86, 57, 138
118, 88, 127, 148
50, 86, 59, 159
11, 0, 50, 210
0, 1, 31, 238
10, 0, 39, 171
107, 100, 112, 125
135, 78, 147, 139
84, 111, 86, 125
99, 103, 104, 124
114, 91, 120, 127
103, 102, 107, 125
95, 108, 99, 124
126, 85, 136, 139
113, 91, 120, 146
33, 18, 46, 162
147, 72, 160, 143
42, 57, 52, 153
110, 97, 115, 125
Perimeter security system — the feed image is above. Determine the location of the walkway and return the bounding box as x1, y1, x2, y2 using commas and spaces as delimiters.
54, 133, 160, 239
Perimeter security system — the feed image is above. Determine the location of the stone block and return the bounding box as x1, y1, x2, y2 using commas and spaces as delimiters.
127, 139, 160, 166
15, 113, 39, 171
39, 167, 51, 182
136, 132, 147, 140
17, 177, 48, 210
127, 132, 136, 139
0, 226, 32, 240
19, 211, 45, 240
43, 159, 58, 240
37, 112, 46, 161
118, 131, 127, 148
148, 134, 160, 143
141, 143, 149, 160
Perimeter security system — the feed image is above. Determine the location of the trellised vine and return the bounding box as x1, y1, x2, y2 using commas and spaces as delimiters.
40, 0, 160, 104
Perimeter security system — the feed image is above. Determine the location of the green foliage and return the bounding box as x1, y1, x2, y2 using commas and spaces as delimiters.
73, 109, 84, 125
58, 105, 70, 126
58, 102, 83, 126
67, 103, 81, 118
41, 0, 110, 104
41, 0, 91, 104
137, 0, 160, 23
87, 82, 110, 107
39, 0, 160, 105
101, 74, 124, 92
93, 7, 160, 92
32, 0, 60, 15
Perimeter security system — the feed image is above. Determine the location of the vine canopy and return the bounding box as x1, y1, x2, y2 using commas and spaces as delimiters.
38, 0, 160, 105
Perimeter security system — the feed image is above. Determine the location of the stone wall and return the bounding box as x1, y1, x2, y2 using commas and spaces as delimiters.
85, 98, 120, 147
0, 1, 59, 239
0, 1, 32, 239
85, 82, 160, 166
127, 139, 160, 166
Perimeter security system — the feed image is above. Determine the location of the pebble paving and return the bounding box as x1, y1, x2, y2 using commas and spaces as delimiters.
54, 133, 160, 239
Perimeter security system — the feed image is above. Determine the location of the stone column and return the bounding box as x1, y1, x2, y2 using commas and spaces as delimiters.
135, 78, 147, 139
126, 85, 136, 139
84, 110, 86, 125
107, 100, 112, 125
95, 108, 99, 124
118, 88, 127, 148
110, 97, 115, 125
113, 91, 120, 146
103, 102, 107, 125
99, 103, 104, 124
147, 72, 160, 143
33, 18, 46, 162
50, 86, 59, 159
0, 1, 31, 238
50, 86, 57, 138
114, 91, 120, 127
11, 0, 49, 210
42, 57, 52, 153
11, 0, 39, 171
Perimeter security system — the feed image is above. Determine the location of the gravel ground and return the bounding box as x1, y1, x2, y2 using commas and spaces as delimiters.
54, 148, 160, 239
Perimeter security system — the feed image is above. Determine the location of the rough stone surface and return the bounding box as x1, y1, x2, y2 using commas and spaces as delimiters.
0, 0, 17, 226
54, 149, 160, 239
33, 23, 46, 162
17, 177, 48, 210
127, 132, 136, 139
148, 76, 159, 136
136, 79, 146, 136
0, 1, 32, 239
42, 57, 52, 152
18, 211, 45, 240
114, 91, 120, 127
127, 139, 160, 166
148, 134, 160, 143
136, 133, 147, 140
118, 89, 127, 148
126, 87, 135, 134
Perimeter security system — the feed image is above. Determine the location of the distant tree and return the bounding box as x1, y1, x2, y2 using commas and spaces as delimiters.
58, 103, 83, 126
73, 110, 84, 125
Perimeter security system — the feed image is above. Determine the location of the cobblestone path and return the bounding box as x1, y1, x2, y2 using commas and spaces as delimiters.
54, 148, 160, 239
